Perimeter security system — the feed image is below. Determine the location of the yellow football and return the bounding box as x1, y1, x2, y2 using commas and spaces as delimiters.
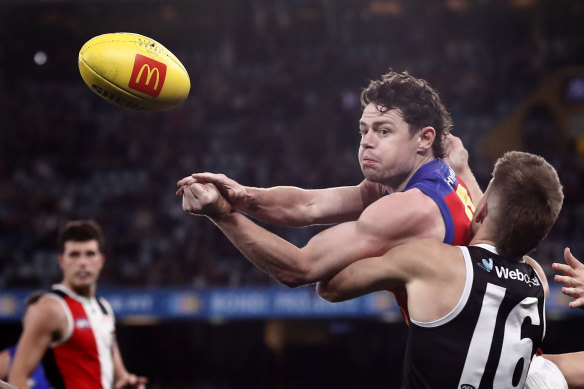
78, 32, 190, 111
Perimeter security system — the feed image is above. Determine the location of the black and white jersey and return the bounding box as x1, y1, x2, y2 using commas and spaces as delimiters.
402, 244, 546, 389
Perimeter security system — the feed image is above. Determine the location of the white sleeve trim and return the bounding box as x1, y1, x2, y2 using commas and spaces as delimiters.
411, 246, 474, 328
44, 293, 74, 346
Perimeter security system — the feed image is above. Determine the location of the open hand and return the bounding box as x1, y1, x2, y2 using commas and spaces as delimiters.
553, 247, 584, 309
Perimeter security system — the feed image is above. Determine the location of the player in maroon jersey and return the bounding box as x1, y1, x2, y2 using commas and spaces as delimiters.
177, 71, 478, 322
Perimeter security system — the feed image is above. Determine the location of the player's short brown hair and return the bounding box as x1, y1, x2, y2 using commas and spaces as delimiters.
360, 70, 453, 158
57, 219, 105, 253
489, 151, 563, 258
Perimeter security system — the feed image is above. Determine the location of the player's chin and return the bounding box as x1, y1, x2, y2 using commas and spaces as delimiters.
73, 276, 95, 288
361, 166, 380, 180
360, 164, 372, 174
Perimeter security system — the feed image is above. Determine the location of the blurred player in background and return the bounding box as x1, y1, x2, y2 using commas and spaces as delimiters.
0, 291, 50, 389
9, 220, 147, 389
178, 70, 480, 320
317, 151, 563, 388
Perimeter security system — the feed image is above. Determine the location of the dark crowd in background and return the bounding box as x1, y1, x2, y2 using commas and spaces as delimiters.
1, 0, 583, 290
1, 1, 584, 388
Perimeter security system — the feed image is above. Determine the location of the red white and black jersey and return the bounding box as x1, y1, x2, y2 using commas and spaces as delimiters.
402, 244, 546, 389
42, 284, 116, 389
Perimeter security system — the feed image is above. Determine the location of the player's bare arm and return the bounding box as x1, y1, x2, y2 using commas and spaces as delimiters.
177, 173, 384, 227
553, 247, 584, 309
0, 350, 10, 381
182, 181, 445, 287
316, 243, 420, 302
543, 352, 584, 389
112, 340, 147, 389
9, 297, 66, 389
318, 240, 466, 322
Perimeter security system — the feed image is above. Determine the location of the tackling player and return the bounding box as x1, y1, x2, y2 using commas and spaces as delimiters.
317, 151, 564, 388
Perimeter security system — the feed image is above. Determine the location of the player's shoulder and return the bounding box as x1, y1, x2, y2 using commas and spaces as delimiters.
360, 189, 444, 242
33, 294, 68, 320
392, 239, 462, 278
374, 187, 438, 216
524, 255, 550, 297
400, 238, 459, 256
22, 295, 68, 337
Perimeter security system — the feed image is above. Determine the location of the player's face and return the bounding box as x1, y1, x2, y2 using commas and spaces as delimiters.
358, 104, 420, 189
59, 240, 104, 296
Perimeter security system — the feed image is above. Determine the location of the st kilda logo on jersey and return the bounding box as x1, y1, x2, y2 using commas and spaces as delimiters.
128, 54, 167, 97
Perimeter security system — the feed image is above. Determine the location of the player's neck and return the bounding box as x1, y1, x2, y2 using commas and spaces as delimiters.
390, 154, 436, 193
469, 238, 497, 247
469, 213, 497, 248
469, 230, 496, 248
60, 281, 95, 299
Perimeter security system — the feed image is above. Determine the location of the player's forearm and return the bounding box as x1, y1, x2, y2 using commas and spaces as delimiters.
8, 346, 42, 389
238, 186, 317, 226
317, 260, 390, 302
241, 185, 369, 227
0, 350, 10, 380
317, 270, 378, 302
211, 212, 318, 287
8, 370, 31, 389
317, 275, 360, 303
544, 352, 584, 389
112, 343, 128, 383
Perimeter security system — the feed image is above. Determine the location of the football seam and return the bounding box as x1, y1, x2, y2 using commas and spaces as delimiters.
80, 36, 188, 76
80, 41, 165, 60
81, 38, 162, 50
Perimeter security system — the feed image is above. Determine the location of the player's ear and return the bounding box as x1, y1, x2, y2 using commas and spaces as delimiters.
473, 201, 487, 224
417, 126, 436, 154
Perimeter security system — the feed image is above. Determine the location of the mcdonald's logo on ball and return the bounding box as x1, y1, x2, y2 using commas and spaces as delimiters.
128, 54, 167, 97
78, 32, 190, 111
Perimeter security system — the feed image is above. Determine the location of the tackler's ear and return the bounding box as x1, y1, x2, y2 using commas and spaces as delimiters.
473, 200, 488, 225
418, 126, 436, 154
